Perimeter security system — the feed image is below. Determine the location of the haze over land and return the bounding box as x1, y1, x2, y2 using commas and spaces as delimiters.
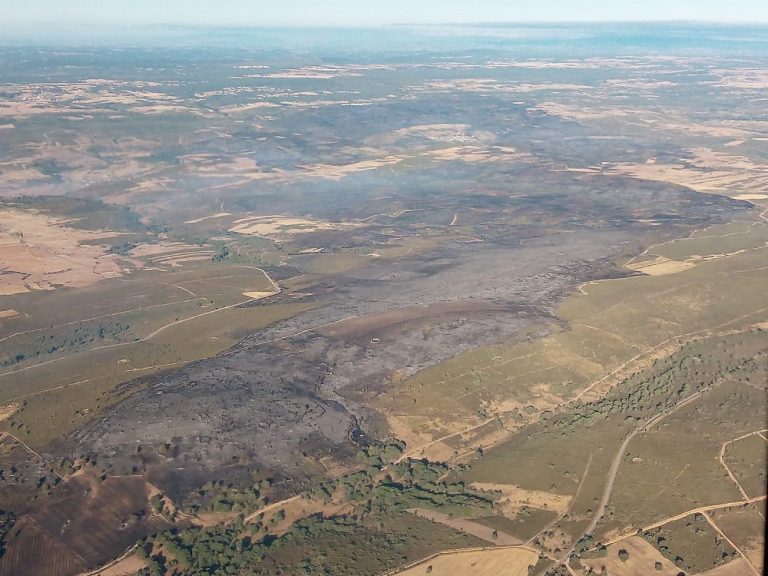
0, 21, 765, 576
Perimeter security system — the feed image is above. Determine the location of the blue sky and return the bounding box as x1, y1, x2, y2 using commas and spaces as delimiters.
3, 0, 768, 26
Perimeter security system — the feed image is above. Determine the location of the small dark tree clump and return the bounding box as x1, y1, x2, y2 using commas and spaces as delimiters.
618, 548, 630, 562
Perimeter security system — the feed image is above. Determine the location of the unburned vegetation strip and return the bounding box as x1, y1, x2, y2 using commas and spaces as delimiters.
461, 329, 767, 552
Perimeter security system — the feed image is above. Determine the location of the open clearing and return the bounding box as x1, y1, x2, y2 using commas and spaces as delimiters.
608, 372, 767, 531
642, 513, 740, 574
470, 483, 571, 515
394, 546, 537, 576
229, 214, 363, 239
582, 536, 681, 576
408, 509, 523, 546
721, 432, 768, 499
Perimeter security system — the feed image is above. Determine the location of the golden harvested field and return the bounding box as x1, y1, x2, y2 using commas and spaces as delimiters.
0, 208, 125, 295
582, 536, 681, 576
229, 214, 362, 239
395, 547, 538, 576
607, 147, 768, 201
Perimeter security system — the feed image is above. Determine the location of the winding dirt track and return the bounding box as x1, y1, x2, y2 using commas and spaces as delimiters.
585, 391, 703, 537
243, 495, 301, 523
718, 429, 768, 501
553, 390, 705, 567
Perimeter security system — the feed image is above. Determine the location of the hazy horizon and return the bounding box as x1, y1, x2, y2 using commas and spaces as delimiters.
2, 21, 768, 55
4, 0, 768, 28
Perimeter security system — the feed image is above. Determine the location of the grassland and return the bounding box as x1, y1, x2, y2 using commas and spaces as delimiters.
0, 264, 276, 368
457, 327, 766, 569
610, 364, 765, 528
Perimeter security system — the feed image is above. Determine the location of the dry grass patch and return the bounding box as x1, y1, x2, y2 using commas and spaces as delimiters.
395, 546, 537, 576
230, 215, 363, 239
0, 208, 125, 295
0, 404, 18, 422
626, 256, 696, 275
471, 483, 571, 515
642, 513, 739, 574
695, 557, 757, 576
